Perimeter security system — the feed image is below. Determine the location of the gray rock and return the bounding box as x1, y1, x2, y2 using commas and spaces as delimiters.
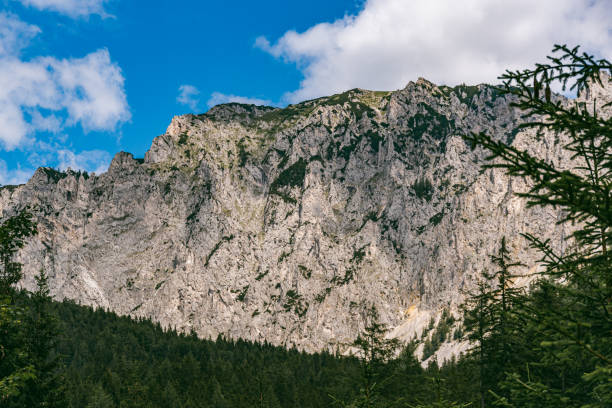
2, 75, 610, 360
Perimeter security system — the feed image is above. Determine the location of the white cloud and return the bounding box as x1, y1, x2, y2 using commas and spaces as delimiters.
257, 0, 612, 103
0, 146, 112, 187
50, 50, 130, 131
0, 159, 34, 185
177, 84, 200, 111
207, 92, 272, 108
0, 12, 40, 56
16, 0, 110, 18
0, 12, 130, 150
56, 149, 111, 174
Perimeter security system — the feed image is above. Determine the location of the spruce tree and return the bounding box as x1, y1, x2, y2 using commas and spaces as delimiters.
86, 384, 116, 408
408, 375, 471, 408
462, 279, 494, 408
0, 209, 37, 403
0, 209, 37, 298
461, 238, 524, 407
464, 44, 612, 407
16, 270, 66, 408
332, 306, 400, 408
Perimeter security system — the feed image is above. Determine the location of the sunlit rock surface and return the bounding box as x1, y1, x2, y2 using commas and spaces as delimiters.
2, 75, 610, 361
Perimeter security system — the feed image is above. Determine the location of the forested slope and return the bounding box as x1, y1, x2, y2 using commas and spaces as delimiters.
40, 297, 475, 407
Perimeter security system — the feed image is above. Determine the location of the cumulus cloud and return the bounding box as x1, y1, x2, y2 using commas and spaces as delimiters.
16, 0, 110, 18
50, 50, 129, 130
257, 0, 612, 103
207, 92, 272, 108
177, 85, 201, 111
0, 12, 130, 150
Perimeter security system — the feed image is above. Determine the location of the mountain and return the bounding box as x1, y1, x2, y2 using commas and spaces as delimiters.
3, 77, 609, 358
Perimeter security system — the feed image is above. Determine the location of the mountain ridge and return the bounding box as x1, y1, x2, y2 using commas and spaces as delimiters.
3, 76, 609, 360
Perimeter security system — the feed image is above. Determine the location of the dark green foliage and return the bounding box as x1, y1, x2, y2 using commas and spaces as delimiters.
237, 138, 249, 167
185, 210, 198, 223
254, 269, 269, 281
319, 90, 375, 121
366, 130, 384, 153
0, 211, 64, 407
283, 289, 308, 316
461, 237, 524, 407
298, 265, 312, 279
277, 250, 291, 264
409, 103, 455, 141
12, 271, 66, 408
236, 285, 249, 302
309, 155, 324, 164
421, 339, 438, 362
331, 306, 401, 408
85, 384, 114, 408
429, 211, 444, 226
177, 132, 188, 145
351, 245, 367, 264
314, 287, 331, 303
259, 103, 315, 128
276, 149, 289, 169
5, 44, 610, 408
454, 84, 481, 105
359, 211, 379, 231
421, 310, 455, 361
0, 210, 38, 403
330, 307, 469, 407
270, 158, 307, 203
412, 177, 434, 201
273, 158, 307, 189
43, 298, 366, 408
40, 168, 68, 183
338, 134, 364, 163
329, 245, 368, 286
410, 375, 473, 408
6, 299, 485, 408
462, 45, 612, 407
0, 209, 37, 296
452, 326, 463, 341
204, 235, 234, 267
330, 268, 355, 286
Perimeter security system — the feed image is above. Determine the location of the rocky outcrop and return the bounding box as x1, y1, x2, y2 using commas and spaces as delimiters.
2, 76, 610, 358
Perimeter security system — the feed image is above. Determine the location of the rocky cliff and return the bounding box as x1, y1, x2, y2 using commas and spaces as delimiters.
2, 76, 610, 359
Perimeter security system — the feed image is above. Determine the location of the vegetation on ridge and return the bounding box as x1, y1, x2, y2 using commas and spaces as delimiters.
1, 45, 611, 408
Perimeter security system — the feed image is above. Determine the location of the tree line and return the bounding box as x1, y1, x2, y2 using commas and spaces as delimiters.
0, 45, 610, 407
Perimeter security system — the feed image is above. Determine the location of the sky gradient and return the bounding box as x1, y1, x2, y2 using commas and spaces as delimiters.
0, 0, 610, 185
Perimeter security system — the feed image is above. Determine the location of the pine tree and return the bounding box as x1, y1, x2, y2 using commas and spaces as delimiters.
409, 375, 472, 408
86, 384, 116, 408
0, 209, 37, 403
462, 279, 494, 408
15, 270, 66, 408
332, 306, 400, 408
461, 238, 524, 407
464, 44, 612, 407
0, 209, 37, 298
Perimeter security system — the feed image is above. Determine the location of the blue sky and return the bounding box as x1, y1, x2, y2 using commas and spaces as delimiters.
0, 0, 610, 184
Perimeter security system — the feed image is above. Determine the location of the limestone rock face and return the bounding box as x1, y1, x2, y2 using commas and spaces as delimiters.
2, 76, 610, 356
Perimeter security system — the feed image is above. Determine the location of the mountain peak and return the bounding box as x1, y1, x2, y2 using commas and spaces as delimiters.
2, 79, 595, 361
